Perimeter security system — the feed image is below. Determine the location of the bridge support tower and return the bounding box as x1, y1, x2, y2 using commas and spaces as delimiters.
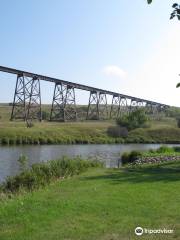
50, 83, 77, 121
86, 91, 108, 120
110, 96, 128, 119
11, 74, 41, 121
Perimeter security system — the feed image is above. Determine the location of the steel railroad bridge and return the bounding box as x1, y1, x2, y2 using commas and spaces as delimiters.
0, 66, 169, 122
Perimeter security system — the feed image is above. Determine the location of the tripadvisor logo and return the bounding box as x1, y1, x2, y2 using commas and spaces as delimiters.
135, 226, 174, 236
135, 227, 143, 236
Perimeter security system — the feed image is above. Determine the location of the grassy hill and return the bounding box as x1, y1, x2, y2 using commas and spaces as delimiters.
0, 104, 180, 144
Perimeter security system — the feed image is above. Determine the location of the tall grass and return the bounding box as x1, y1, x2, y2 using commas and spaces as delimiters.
1, 156, 103, 193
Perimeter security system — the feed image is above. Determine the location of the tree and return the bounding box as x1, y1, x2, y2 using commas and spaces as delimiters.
116, 109, 148, 131
147, 1, 180, 20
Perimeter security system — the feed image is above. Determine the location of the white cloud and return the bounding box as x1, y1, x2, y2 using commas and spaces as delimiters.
102, 65, 127, 79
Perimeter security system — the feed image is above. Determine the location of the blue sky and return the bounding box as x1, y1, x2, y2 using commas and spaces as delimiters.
0, 0, 179, 106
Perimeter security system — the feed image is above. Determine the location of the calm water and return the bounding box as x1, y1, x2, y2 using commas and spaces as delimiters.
0, 144, 179, 182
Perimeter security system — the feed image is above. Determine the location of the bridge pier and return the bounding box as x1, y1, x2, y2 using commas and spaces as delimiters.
86, 91, 108, 120
86, 91, 99, 120
11, 74, 41, 121
50, 83, 77, 121
119, 97, 129, 116
99, 92, 108, 119
110, 96, 129, 119
110, 95, 121, 119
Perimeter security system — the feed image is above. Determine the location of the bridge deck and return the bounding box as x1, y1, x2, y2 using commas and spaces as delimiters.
0, 65, 168, 107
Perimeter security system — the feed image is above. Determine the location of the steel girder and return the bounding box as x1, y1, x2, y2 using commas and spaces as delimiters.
50, 83, 77, 121
11, 74, 41, 121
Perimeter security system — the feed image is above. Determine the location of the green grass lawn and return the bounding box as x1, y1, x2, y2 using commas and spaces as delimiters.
0, 161, 180, 240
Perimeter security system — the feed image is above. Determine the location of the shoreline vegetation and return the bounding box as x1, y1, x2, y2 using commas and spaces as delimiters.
121, 146, 180, 165
0, 118, 180, 145
0, 157, 103, 195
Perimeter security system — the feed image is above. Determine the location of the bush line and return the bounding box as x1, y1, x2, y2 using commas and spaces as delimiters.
0, 156, 103, 194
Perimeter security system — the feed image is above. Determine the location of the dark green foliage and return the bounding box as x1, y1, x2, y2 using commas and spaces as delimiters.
41, 111, 50, 120
166, 107, 180, 118
173, 146, 180, 152
177, 118, 180, 128
170, 3, 180, 20
117, 109, 148, 131
1, 156, 103, 193
176, 82, 180, 88
121, 150, 142, 164
107, 126, 128, 138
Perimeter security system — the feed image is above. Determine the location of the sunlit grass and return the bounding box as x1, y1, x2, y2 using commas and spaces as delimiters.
0, 161, 180, 239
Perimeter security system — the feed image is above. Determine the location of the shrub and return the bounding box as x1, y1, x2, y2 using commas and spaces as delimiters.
107, 126, 128, 138
166, 107, 180, 118
156, 146, 174, 154
121, 152, 130, 164
176, 118, 180, 128
173, 146, 180, 152
121, 150, 142, 164
117, 109, 148, 131
41, 111, 50, 120
1, 137, 9, 145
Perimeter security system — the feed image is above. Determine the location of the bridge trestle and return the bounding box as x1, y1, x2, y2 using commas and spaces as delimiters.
11, 74, 41, 121
5, 66, 169, 123
110, 95, 121, 119
50, 83, 77, 121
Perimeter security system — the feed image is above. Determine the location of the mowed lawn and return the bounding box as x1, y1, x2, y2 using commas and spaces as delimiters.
0, 162, 180, 240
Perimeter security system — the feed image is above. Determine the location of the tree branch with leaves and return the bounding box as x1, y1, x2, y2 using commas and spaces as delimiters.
147, 1, 180, 20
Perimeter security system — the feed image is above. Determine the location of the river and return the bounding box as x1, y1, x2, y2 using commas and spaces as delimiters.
0, 143, 179, 182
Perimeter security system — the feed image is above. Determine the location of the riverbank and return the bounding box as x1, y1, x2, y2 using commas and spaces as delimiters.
0, 161, 180, 239
121, 146, 180, 165
0, 117, 180, 145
